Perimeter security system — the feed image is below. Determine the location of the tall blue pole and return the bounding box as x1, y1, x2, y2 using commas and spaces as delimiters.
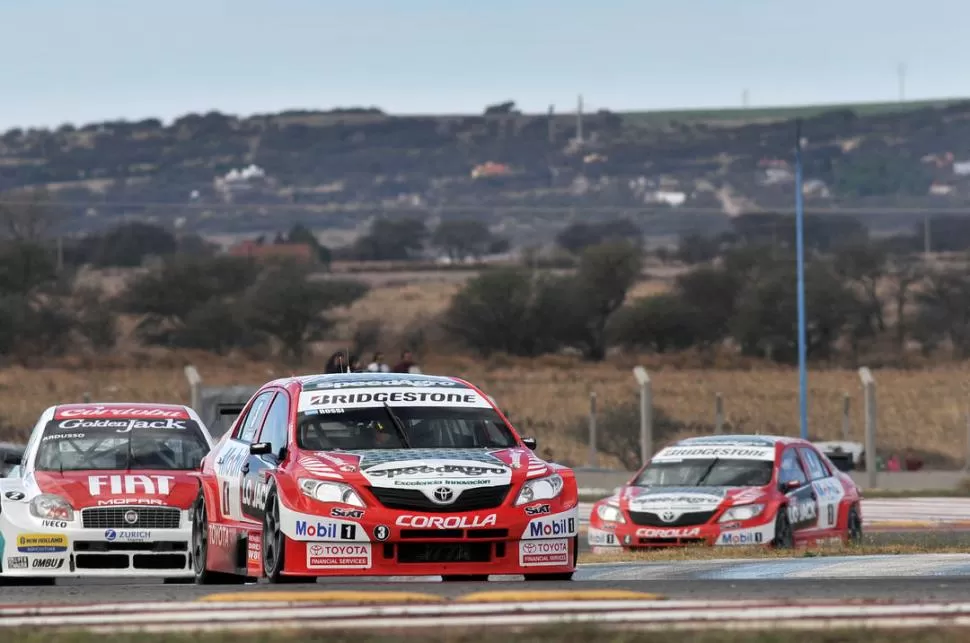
795, 119, 808, 440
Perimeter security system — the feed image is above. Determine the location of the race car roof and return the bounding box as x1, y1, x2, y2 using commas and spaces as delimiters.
52, 402, 191, 420
676, 434, 803, 447
298, 372, 466, 391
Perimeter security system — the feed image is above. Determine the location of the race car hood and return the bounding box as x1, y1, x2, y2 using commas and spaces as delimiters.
299, 447, 546, 489
28, 470, 199, 510
612, 485, 768, 513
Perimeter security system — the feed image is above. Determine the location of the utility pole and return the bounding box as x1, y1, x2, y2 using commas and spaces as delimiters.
576, 94, 584, 144
547, 104, 556, 143
924, 214, 931, 258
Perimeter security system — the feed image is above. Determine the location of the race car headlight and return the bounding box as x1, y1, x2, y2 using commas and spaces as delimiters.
514, 473, 564, 506
718, 503, 766, 523
595, 503, 626, 524
29, 494, 75, 521
298, 478, 365, 507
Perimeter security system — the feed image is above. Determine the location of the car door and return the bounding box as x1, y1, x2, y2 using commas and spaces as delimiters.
240, 391, 290, 524
778, 447, 818, 536
214, 390, 274, 524
799, 446, 845, 533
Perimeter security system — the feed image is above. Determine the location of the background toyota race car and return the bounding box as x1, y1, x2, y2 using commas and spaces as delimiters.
193, 372, 579, 583
0, 403, 214, 582
588, 435, 863, 551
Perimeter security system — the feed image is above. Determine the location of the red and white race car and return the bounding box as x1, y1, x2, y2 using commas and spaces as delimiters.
588, 435, 863, 551
0, 403, 214, 582
192, 372, 578, 583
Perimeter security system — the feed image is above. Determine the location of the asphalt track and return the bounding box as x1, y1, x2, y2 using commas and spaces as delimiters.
3, 530, 970, 606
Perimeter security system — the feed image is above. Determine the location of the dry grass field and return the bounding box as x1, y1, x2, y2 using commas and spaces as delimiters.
2, 269, 968, 470
2, 352, 969, 470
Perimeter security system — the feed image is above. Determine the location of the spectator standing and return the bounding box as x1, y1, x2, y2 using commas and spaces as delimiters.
324, 351, 348, 373
349, 355, 363, 372
392, 349, 421, 373
366, 352, 390, 373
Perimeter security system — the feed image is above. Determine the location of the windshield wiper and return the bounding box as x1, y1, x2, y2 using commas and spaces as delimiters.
125, 428, 133, 471
693, 457, 720, 486
382, 402, 411, 448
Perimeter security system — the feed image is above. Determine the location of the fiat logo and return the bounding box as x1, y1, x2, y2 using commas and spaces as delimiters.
123, 510, 139, 525
432, 487, 454, 504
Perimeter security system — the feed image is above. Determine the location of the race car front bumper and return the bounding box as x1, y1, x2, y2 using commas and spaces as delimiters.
0, 507, 193, 578
588, 514, 777, 551
276, 504, 579, 577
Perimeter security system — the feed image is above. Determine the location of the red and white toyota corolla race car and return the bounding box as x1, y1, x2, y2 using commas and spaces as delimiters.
0, 403, 214, 583
192, 372, 578, 583
588, 435, 863, 551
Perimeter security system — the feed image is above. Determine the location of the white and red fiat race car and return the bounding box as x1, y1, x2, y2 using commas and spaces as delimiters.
0, 403, 214, 583
588, 435, 863, 551
192, 372, 579, 583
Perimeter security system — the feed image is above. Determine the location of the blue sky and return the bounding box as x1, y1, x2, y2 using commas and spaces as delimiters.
2, 0, 969, 129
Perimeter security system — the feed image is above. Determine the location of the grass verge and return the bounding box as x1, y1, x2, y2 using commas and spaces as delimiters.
4, 625, 970, 643
582, 542, 970, 563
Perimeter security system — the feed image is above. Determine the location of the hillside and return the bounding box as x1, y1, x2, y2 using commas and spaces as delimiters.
3, 98, 970, 243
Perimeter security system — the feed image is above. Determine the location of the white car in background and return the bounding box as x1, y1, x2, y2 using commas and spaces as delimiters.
0, 403, 214, 584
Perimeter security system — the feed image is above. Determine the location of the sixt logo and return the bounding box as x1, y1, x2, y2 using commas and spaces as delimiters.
528, 517, 575, 538
524, 504, 551, 516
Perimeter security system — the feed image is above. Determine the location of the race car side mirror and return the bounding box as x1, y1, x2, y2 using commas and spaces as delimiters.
780, 479, 801, 492
522, 437, 537, 450
250, 442, 272, 456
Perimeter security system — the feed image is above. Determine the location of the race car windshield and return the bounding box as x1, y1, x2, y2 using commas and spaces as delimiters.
297, 406, 517, 450
634, 458, 773, 487
34, 419, 210, 471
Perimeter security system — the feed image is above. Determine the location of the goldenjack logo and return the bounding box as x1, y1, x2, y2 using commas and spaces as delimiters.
56, 418, 186, 433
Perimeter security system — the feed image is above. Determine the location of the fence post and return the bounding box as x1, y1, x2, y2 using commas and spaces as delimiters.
965, 408, 970, 472
587, 392, 598, 468
633, 366, 652, 467
184, 365, 202, 411
859, 367, 877, 488
82, 392, 91, 403
714, 393, 724, 434
841, 393, 850, 441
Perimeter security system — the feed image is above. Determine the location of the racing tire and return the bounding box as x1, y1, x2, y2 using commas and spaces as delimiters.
262, 488, 316, 584
847, 504, 863, 545
192, 490, 248, 585
441, 575, 490, 581
523, 572, 574, 581
771, 507, 795, 549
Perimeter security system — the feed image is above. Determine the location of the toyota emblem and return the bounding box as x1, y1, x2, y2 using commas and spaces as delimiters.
432, 486, 454, 504
660, 510, 676, 523
124, 510, 139, 525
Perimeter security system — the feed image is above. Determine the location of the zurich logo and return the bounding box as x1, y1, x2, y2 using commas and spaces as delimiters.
660, 511, 677, 523
105, 529, 117, 541
124, 510, 139, 525
431, 486, 455, 504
